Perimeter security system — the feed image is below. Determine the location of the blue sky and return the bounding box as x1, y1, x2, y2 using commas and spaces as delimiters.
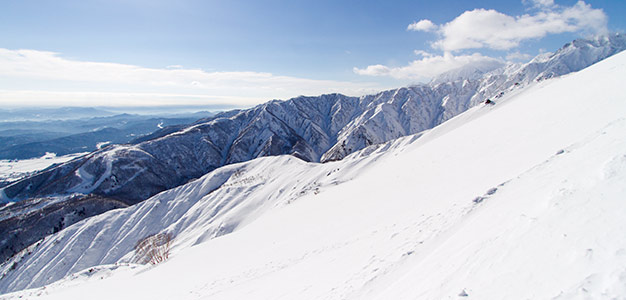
1, 0, 624, 109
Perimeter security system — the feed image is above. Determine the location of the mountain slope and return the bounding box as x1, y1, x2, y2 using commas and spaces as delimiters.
3, 42, 626, 298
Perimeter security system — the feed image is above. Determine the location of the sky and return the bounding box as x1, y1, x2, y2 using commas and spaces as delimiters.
0, 0, 624, 110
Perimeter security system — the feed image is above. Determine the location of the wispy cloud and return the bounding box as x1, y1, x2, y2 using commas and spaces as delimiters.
413, 50, 434, 58
506, 51, 533, 61
0, 90, 264, 108
523, 0, 556, 9
0, 49, 382, 107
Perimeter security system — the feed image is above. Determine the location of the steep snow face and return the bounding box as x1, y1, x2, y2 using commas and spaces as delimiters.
3, 46, 626, 299
2, 35, 624, 206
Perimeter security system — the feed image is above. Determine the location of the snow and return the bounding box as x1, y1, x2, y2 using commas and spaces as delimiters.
2, 48, 626, 299
0, 152, 87, 194
379, 118, 626, 299
95, 141, 111, 150
68, 152, 114, 195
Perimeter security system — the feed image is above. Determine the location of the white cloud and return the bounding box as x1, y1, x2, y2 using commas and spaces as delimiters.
407, 19, 437, 32
353, 64, 391, 76
523, 0, 556, 9
414, 50, 434, 58
506, 51, 533, 61
426, 1, 607, 51
0, 49, 383, 107
354, 52, 504, 81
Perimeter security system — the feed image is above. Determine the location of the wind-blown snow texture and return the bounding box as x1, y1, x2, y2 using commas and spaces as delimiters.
2, 34, 624, 205
2, 37, 626, 299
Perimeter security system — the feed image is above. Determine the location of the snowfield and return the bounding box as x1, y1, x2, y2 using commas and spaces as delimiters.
0, 153, 86, 190
2, 50, 626, 299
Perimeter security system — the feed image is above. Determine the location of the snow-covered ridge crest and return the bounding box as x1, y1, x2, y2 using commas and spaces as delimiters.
4, 43, 626, 299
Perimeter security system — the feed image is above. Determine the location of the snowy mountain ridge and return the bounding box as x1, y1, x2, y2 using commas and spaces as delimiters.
2, 34, 624, 205
2, 43, 626, 299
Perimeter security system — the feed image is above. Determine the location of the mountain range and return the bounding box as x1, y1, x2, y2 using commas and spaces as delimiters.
2, 36, 626, 298
3, 34, 625, 204
0, 34, 624, 268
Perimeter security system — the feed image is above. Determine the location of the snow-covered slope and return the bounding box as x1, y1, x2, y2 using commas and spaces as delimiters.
2, 42, 626, 299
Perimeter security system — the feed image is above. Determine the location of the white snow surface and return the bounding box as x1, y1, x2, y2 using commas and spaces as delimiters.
0, 153, 86, 194
2, 50, 626, 299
